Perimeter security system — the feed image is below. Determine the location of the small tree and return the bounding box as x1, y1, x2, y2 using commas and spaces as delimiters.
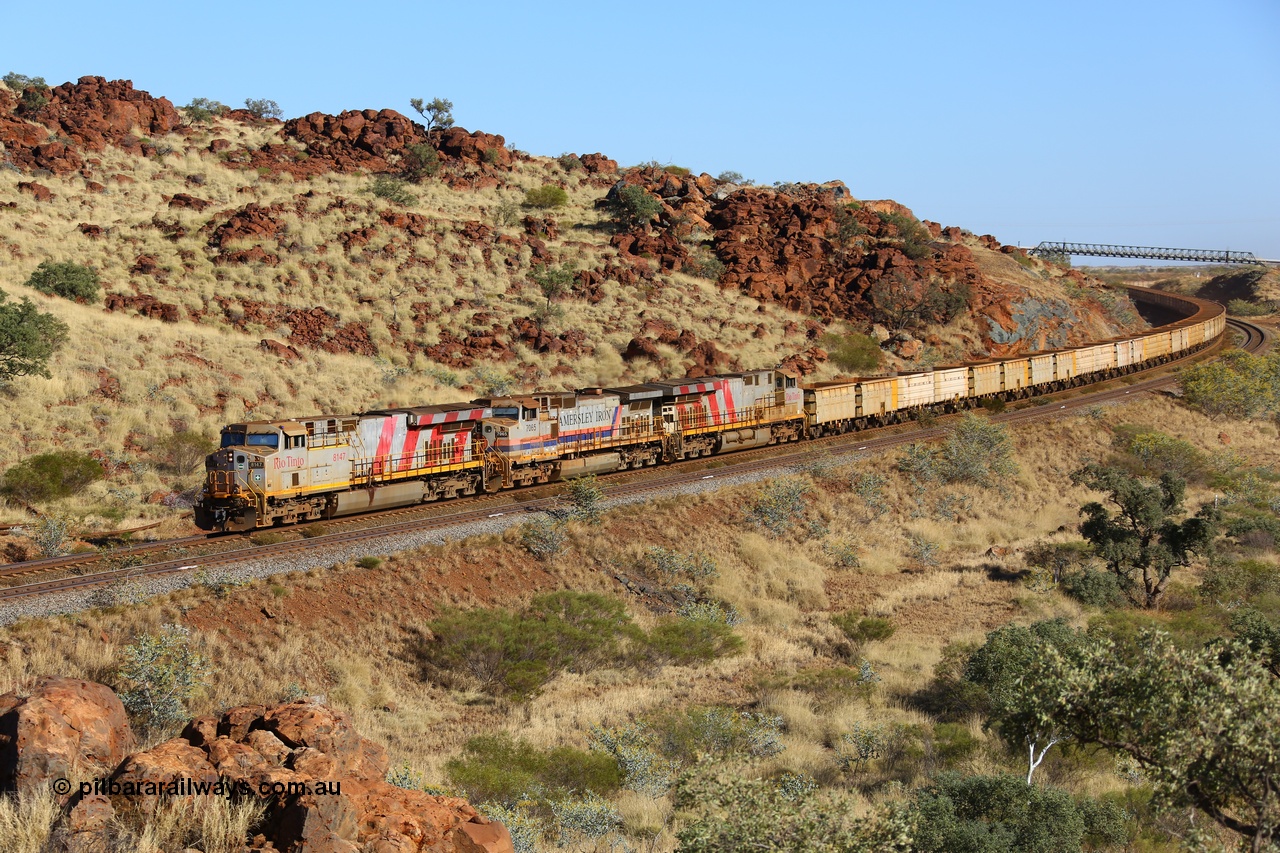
118, 624, 210, 733
530, 263, 575, 310
24, 260, 101, 303
0, 289, 68, 380
409, 97, 454, 133
1015, 628, 1280, 849
963, 619, 1086, 783
242, 98, 283, 120
608, 184, 662, 229
1071, 463, 1219, 608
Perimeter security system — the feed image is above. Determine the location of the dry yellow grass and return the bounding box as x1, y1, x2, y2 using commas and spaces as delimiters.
1, 350, 1273, 849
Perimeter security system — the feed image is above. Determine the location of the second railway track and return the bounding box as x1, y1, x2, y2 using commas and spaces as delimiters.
0, 317, 1268, 606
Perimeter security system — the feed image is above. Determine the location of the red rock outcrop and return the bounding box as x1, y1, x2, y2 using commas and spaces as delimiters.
16, 181, 54, 202
104, 292, 183, 322
275, 109, 512, 179
31, 77, 183, 152
0, 677, 136, 793
2, 679, 512, 853
0, 76, 180, 175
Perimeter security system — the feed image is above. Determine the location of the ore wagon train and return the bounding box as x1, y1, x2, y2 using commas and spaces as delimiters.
194, 287, 1225, 533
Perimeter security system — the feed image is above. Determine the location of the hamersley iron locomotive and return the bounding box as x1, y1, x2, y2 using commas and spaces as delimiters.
195, 288, 1225, 533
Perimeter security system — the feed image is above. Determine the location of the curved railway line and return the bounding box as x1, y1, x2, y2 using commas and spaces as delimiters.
0, 315, 1269, 607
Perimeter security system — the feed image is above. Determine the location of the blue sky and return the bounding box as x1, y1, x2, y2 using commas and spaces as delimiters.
7, 0, 1278, 260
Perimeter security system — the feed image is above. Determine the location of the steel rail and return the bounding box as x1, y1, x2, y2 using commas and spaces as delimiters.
0, 317, 1265, 604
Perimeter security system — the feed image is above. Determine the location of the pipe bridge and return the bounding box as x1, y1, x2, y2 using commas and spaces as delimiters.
1028, 242, 1267, 265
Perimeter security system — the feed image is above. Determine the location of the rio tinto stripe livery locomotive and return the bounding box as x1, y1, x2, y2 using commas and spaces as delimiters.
195, 288, 1226, 532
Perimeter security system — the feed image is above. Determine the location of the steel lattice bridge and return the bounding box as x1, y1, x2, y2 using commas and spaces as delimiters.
1028, 241, 1269, 265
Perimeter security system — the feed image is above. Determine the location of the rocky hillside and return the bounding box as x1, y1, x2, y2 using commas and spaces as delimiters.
0, 676, 513, 852
0, 75, 1143, 531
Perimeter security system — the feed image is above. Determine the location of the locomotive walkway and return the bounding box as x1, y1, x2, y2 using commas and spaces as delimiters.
1028, 242, 1278, 266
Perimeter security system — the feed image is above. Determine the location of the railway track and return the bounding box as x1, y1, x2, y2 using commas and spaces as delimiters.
0, 317, 1267, 605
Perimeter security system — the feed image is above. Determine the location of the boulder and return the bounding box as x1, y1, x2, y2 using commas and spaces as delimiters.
0, 677, 135, 794
16, 181, 53, 202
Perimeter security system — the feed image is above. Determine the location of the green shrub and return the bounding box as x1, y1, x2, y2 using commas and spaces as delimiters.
401, 143, 440, 181
181, 97, 229, 123
249, 532, 287, 546
519, 513, 565, 560
2, 450, 103, 503
822, 331, 881, 373
418, 592, 641, 699
835, 204, 867, 242
716, 170, 745, 184
356, 555, 382, 569
931, 722, 978, 763
746, 478, 811, 536
24, 260, 101, 303
979, 396, 1006, 414
4, 72, 49, 111
1228, 298, 1274, 316
645, 616, 743, 664
299, 524, 329, 539
684, 248, 726, 281
589, 724, 677, 796
674, 770, 914, 853
369, 175, 416, 206
911, 773, 1127, 853
877, 211, 933, 260
118, 623, 211, 735
1060, 568, 1125, 609
608, 184, 662, 228
1178, 350, 1280, 420
557, 153, 582, 171
645, 706, 784, 762
902, 414, 1017, 488
152, 430, 216, 475
1112, 425, 1207, 482
523, 185, 568, 209
446, 732, 622, 806
831, 613, 896, 647
1201, 559, 1280, 603
31, 514, 71, 558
